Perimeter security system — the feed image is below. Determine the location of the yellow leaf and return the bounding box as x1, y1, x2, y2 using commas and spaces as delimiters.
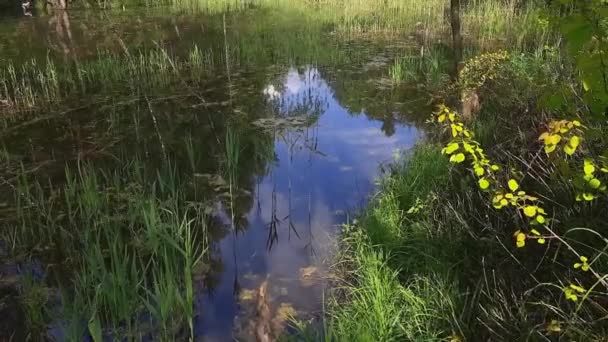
451, 125, 458, 137
564, 144, 576, 155
438, 113, 446, 122
536, 215, 546, 224
584, 159, 595, 175
569, 135, 580, 148
544, 144, 557, 153
570, 284, 586, 293
474, 167, 485, 176
450, 153, 466, 163
538, 132, 549, 141
548, 134, 561, 145
538, 238, 546, 244
523, 206, 537, 217
508, 179, 519, 192
572, 120, 581, 127
478, 178, 490, 190
516, 240, 525, 248
443, 142, 459, 155
583, 193, 595, 201
589, 178, 601, 189
547, 320, 561, 333
463, 142, 474, 153
491, 165, 500, 171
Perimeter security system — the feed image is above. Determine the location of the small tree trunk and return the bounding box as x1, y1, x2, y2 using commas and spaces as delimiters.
46, 0, 66, 10
450, 0, 463, 79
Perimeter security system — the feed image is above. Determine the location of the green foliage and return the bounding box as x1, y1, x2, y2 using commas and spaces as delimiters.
4, 162, 207, 340
322, 146, 467, 341
326, 227, 463, 342
556, 0, 608, 116
326, 5, 608, 338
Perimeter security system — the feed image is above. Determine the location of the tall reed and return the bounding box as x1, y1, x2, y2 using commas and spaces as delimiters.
2, 159, 208, 340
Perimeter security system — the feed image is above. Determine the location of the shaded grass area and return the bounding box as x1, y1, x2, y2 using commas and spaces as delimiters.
1, 160, 209, 340
0, 86, 277, 338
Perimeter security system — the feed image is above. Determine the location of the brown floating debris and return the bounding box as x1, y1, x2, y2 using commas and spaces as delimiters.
298, 265, 319, 287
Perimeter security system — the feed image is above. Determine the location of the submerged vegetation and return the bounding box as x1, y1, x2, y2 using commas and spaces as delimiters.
3, 159, 209, 339
1, 0, 607, 340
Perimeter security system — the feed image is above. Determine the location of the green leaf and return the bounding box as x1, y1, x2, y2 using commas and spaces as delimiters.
88, 315, 103, 342
561, 14, 594, 56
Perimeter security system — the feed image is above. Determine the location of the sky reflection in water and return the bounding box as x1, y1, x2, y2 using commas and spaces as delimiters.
197, 66, 419, 340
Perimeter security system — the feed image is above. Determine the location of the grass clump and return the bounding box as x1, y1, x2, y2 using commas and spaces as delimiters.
318, 146, 468, 341
2, 160, 208, 340
0, 46, 213, 114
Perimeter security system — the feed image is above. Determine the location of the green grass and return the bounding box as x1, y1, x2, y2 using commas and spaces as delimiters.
325, 235, 464, 342
317, 146, 468, 341
0, 46, 212, 113
2, 160, 208, 340
322, 34, 608, 340
0, 0, 553, 116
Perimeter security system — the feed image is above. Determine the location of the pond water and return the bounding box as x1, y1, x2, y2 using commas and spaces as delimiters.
0, 7, 430, 340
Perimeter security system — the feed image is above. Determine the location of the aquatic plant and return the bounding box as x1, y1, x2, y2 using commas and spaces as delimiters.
0, 46, 213, 114
1, 160, 208, 340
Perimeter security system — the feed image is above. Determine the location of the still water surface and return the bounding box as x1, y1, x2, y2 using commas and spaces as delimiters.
197, 66, 419, 339
0, 8, 426, 339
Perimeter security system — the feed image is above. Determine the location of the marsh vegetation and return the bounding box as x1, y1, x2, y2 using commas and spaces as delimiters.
0, 0, 606, 340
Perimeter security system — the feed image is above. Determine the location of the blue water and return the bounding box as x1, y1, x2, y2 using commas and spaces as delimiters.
197, 67, 420, 340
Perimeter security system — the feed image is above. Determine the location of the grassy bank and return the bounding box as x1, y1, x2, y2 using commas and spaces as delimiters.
323, 146, 468, 341
324, 2, 608, 340
82, 0, 550, 45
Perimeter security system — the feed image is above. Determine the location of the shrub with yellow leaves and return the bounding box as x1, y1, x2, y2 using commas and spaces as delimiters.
458, 50, 510, 92
432, 104, 605, 310
435, 105, 549, 247
538, 119, 583, 155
